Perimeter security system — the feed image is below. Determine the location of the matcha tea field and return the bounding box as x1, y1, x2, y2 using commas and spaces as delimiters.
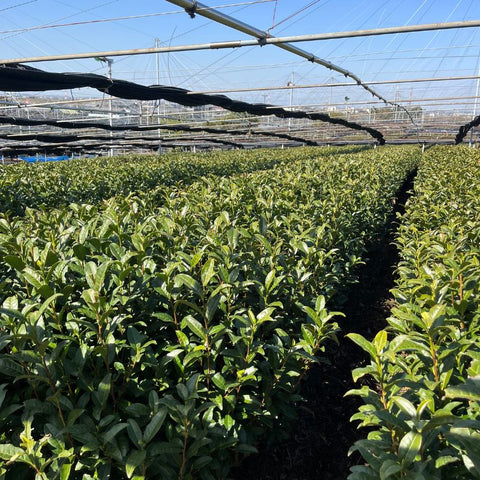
0, 145, 479, 479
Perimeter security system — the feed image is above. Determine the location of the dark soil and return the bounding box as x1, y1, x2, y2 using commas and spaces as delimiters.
230, 172, 416, 480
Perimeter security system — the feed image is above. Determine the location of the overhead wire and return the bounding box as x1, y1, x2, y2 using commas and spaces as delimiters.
0, 0, 38, 13
1, 1, 125, 73
401, 0, 467, 111
429, 0, 475, 84
269, 0, 278, 32
293, 0, 399, 110
294, 0, 393, 84
272, 0, 332, 34
110, 43, 480, 86
109, 1, 276, 91
0, 1, 275, 36
398, 0, 463, 77
171, 1, 280, 90
0, 0, 121, 41
452, 4, 478, 77
267, 0, 323, 33
155, 0, 278, 91
369, 0, 434, 99
355, 0, 473, 127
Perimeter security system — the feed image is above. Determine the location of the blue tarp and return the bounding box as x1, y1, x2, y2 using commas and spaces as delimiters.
19, 155, 70, 163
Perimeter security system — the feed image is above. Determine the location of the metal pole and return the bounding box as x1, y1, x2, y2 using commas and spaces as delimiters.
106, 58, 114, 157
155, 38, 161, 119
287, 72, 294, 131
263, 94, 480, 109
469, 62, 480, 147
329, 77, 333, 111
394, 86, 398, 123
0, 97, 102, 109
3, 20, 480, 64
155, 38, 162, 151
26, 106, 31, 133
155, 38, 160, 86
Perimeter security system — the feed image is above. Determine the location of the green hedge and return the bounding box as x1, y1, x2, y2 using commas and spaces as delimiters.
0, 146, 365, 216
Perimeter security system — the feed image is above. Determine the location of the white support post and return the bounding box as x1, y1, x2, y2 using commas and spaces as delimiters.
469, 64, 480, 147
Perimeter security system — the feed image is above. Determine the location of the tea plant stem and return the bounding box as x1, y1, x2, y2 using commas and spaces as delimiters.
428, 334, 440, 384
179, 418, 190, 480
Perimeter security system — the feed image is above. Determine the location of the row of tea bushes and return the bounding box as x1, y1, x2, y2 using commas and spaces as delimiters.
0, 146, 364, 216
0, 147, 419, 479
348, 146, 480, 479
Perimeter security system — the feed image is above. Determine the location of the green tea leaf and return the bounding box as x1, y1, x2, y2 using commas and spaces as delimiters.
445, 377, 480, 401
176, 274, 202, 297
373, 330, 387, 353
447, 428, 480, 475
102, 423, 128, 444
0, 443, 24, 461
223, 414, 234, 432
95, 374, 112, 410
184, 315, 206, 341
379, 459, 402, 479
60, 462, 72, 480
22, 267, 43, 290
4, 255, 25, 271
392, 396, 417, 419
126, 449, 146, 479
211, 373, 226, 391
0, 358, 24, 377
143, 409, 167, 444
127, 419, 143, 448
347, 333, 377, 359
201, 258, 215, 287
205, 294, 220, 322
398, 430, 422, 465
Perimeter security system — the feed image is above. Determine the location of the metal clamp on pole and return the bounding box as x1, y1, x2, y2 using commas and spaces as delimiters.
185, 0, 198, 18
257, 36, 267, 46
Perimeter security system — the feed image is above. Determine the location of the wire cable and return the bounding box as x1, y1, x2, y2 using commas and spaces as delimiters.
0, 1, 275, 37
267, 0, 323, 33
0, 0, 38, 13
0, 0, 120, 41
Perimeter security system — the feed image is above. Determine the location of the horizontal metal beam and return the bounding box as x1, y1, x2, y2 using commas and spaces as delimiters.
265, 95, 480, 110
0, 97, 101, 109
264, 20, 480, 42
187, 75, 480, 94
6, 93, 479, 115
2, 20, 479, 64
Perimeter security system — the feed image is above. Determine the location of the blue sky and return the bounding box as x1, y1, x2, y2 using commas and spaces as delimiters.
1, 0, 479, 110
